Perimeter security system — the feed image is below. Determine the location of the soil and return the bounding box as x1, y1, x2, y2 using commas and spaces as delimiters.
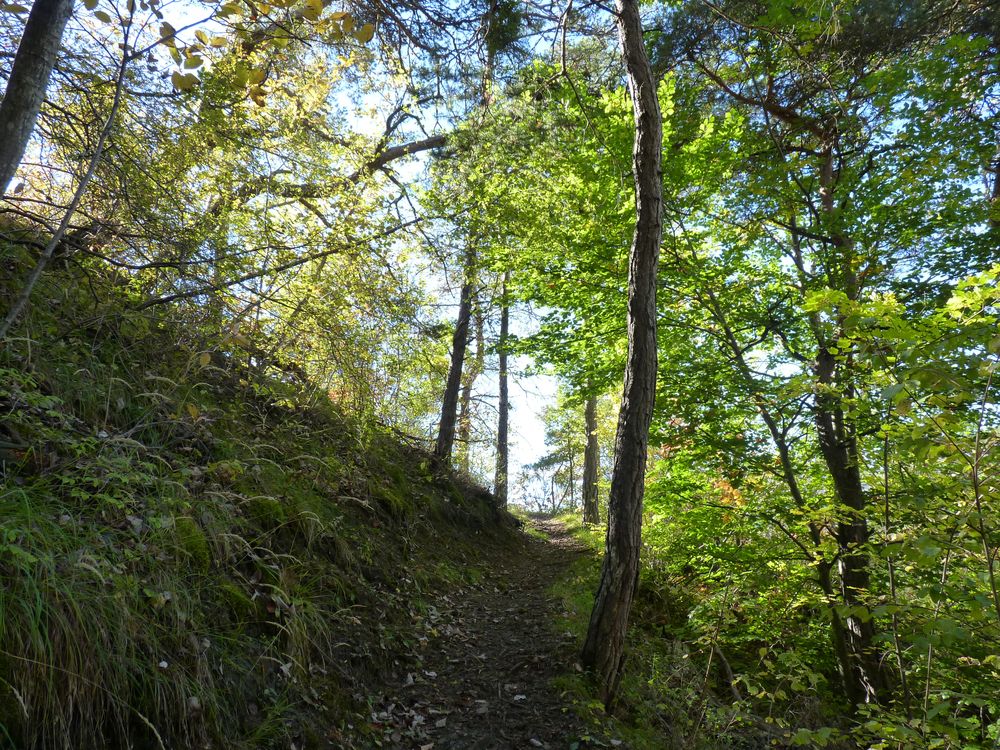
370, 517, 605, 750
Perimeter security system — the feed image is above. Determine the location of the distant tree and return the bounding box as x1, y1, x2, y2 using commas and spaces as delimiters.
435, 245, 477, 464
582, 395, 600, 524
494, 270, 511, 508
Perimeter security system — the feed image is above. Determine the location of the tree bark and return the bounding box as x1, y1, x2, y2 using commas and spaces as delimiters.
494, 270, 510, 509
813, 348, 887, 705
435, 245, 476, 464
582, 395, 601, 523
0, 0, 74, 197
580, 0, 663, 709
457, 304, 485, 470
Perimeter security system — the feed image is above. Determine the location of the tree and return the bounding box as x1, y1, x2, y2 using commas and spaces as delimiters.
495, 270, 510, 508
435, 245, 477, 463
0, 0, 74, 197
580, 0, 663, 708
582, 394, 601, 523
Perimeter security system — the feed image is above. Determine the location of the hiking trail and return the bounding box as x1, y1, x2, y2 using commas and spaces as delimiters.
371, 517, 604, 749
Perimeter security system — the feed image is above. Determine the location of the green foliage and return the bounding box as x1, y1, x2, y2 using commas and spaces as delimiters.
246, 495, 287, 529
440, 4, 1000, 744
173, 516, 211, 573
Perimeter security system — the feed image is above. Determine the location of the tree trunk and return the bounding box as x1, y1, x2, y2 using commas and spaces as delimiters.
704, 284, 867, 704
435, 246, 476, 464
580, 0, 663, 709
0, 0, 74, 196
582, 395, 601, 523
494, 271, 510, 509
814, 146, 888, 706
568, 451, 576, 509
457, 305, 485, 470
813, 348, 888, 705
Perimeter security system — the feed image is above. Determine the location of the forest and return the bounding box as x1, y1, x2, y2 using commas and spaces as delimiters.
1, 0, 998, 747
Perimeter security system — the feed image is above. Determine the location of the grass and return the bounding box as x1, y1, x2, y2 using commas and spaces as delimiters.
0, 247, 506, 748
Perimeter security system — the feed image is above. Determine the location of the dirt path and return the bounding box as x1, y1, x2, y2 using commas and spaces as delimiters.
371, 518, 596, 749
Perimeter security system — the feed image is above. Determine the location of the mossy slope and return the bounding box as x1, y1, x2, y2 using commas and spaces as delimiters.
0, 246, 508, 749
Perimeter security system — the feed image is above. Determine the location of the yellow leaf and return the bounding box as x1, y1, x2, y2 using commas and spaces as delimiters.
170, 71, 198, 91
340, 13, 354, 32
186, 403, 200, 420
249, 86, 266, 106
195, 29, 209, 43
159, 22, 176, 47
249, 68, 266, 85
198, 352, 212, 367
302, 0, 323, 21
355, 22, 374, 43
210, 35, 228, 47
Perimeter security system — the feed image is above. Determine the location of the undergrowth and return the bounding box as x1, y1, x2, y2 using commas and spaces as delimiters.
549, 512, 788, 750
0, 246, 506, 749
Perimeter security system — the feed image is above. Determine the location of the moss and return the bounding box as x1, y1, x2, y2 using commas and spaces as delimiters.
174, 516, 211, 572
370, 478, 412, 520
285, 490, 334, 542
247, 495, 286, 529
217, 580, 256, 621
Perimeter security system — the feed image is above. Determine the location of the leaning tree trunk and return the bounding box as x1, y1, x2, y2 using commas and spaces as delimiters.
582, 395, 601, 524
580, 0, 663, 709
494, 270, 510, 509
0, 0, 74, 197
435, 246, 476, 464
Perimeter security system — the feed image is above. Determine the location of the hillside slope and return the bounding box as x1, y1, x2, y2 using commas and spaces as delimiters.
0, 245, 517, 749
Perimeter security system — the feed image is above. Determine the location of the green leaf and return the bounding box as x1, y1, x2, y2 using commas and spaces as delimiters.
93, 9, 112, 22
355, 22, 375, 43
881, 383, 905, 401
